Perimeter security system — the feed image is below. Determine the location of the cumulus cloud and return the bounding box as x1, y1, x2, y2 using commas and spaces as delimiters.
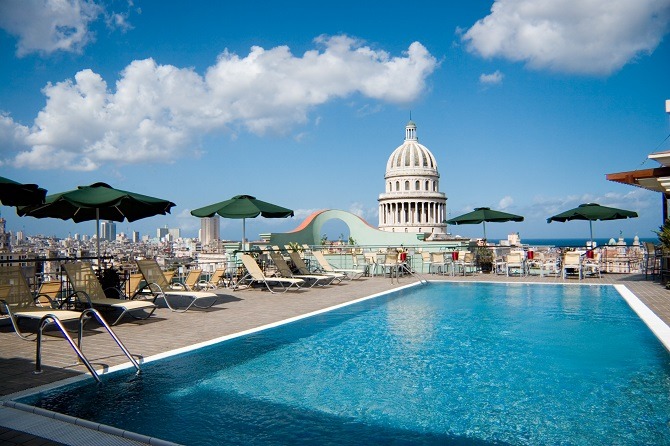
0, 0, 102, 56
0, 0, 135, 56
498, 196, 514, 209
462, 0, 670, 75
479, 70, 504, 85
2, 36, 437, 170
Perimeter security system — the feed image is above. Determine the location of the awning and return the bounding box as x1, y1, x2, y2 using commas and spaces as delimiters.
606, 149, 670, 194
606, 166, 670, 194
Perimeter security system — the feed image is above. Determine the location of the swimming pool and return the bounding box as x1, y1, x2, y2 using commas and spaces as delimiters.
17, 283, 670, 445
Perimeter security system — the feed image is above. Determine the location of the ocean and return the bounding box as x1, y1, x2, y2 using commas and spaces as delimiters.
520, 237, 657, 248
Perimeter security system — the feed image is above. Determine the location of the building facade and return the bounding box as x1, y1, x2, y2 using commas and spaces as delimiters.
378, 121, 447, 238
100, 220, 116, 241
201, 216, 220, 246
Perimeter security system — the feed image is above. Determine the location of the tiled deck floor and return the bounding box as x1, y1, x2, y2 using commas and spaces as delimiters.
1, 272, 668, 445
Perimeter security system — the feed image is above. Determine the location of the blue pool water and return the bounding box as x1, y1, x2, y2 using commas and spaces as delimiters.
18, 283, 670, 445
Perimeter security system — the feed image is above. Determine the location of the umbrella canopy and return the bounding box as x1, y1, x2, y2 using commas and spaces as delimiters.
547, 203, 638, 244
191, 194, 294, 248
446, 207, 524, 239
18, 182, 176, 260
0, 175, 47, 206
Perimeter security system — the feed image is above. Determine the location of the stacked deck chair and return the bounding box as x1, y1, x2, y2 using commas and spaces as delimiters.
63, 262, 157, 325
268, 251, 333, 288
287, 250, 345, 283
136, 259, 219, 312
235, 254, 304, 293
0, 265, 82, 340
312, 250, 365, 280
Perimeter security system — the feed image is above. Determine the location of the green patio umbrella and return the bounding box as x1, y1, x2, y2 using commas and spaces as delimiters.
0, 175, 46, 206
191, 194, 294, 249
18, 182, 176, 261
446, 207, 524, 240
547, 202, 638, 245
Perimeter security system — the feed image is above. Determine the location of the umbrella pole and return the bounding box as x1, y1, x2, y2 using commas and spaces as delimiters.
96, 208, 100, 266
483, 221, 487, 240
242, 217, 246, 251
589, 220, 594, 247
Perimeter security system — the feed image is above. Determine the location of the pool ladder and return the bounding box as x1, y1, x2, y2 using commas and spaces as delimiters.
35, 308, 141, 383
389, 262, 429, 285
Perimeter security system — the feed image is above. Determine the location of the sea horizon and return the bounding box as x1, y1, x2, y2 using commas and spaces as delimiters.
520, 237, 656, 248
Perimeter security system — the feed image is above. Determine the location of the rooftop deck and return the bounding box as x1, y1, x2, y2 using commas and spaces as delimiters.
1, 272, 669, 445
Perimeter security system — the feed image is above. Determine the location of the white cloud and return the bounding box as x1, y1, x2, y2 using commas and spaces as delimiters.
2, 36, 438, 171
348, 202, 378, 224
0, 0, 102, 56
498, 195, 514, 209
462, 0, 670, 75
479, 70, 504, 85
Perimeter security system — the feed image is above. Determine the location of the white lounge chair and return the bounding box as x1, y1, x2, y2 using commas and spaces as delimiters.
505, 252, 526, 277
268, 251, 333, 287
235, 254, 304, 293
0, 266, 82, 340
288, 250, 345, 283
312, 251, 365, 280
562, 251, 583, 279
135, 259, 219, 312
63, 262, 158, 325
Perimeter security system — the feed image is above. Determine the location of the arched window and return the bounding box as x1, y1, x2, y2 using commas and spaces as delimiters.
395, 181, 400, 191
415, 180, 420, 190
433, 181, 437, 191
404, 181, 410, 191
425, 180, 429, 190
388, 182, 392, 192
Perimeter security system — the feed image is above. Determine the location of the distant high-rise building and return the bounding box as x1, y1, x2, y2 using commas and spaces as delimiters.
157, 225, 169, 240
100, 220, 116, 241
201, 216, 220, 246
0, 217, 8, 251
132, 231, 140, 243
168, 228, 181, 239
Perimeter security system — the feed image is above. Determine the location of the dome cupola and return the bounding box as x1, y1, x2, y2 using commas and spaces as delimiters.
378, 121, 447, 237
385, 121, 439, 178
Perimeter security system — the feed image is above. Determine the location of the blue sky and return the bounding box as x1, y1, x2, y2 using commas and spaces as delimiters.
1, 0, 669, 243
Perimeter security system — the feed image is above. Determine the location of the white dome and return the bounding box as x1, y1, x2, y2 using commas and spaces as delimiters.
385, 121, 439, 177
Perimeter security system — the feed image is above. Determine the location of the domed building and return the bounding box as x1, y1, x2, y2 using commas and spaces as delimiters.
378, 121, 447, 238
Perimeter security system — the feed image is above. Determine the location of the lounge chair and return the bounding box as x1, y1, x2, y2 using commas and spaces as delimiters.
173, 268, 202, 291
0, 266, 82, 340
363, 252, 380, 276
288, 250, 345, 283
562, 251, 583, 279
312, 251, 365, 280
268, 251, 334, 287
63, 262, 157, 325
163, 270, 176, 285
136, 259, 219, 312
379, 252, 400, 277
235, 254, 304, 293
582, 250, 602, 278
35, 280, 63, 307
197, 268, 228, 290
505, 252, 525, 277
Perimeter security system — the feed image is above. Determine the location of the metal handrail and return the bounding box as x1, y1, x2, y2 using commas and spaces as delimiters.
36, 314, 101, 383
78, 308, 141, 373
35, 308, 141, 383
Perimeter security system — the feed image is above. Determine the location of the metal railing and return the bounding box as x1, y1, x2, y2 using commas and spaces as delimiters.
35, 308, 141, 383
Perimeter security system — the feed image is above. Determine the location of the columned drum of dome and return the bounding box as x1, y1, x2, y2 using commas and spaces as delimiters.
378, 121, 447, 238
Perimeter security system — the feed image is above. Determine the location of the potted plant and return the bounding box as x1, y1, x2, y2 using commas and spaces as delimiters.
475, 247, 493, 273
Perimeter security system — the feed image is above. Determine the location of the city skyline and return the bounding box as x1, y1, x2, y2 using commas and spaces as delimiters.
1, 1, 669, 242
